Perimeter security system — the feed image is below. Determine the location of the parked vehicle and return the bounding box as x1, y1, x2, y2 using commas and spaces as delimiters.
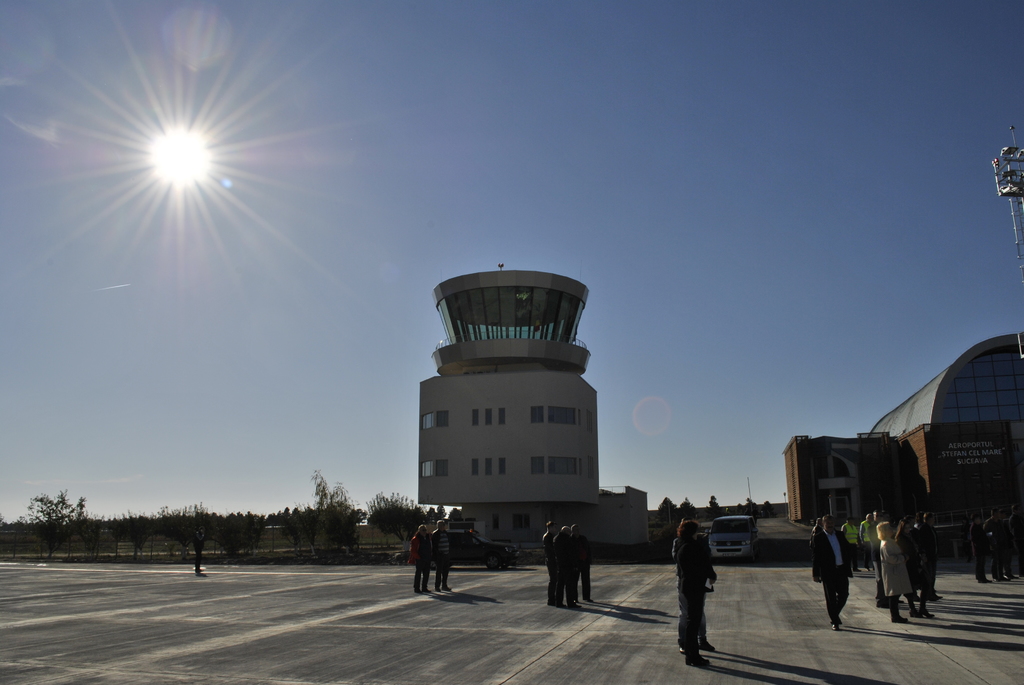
708, 515, 759, 561
446, 530, 518, 569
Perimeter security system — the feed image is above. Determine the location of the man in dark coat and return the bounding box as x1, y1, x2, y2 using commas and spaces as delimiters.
984, 509, 1010, 581
571, 524, 592, 602
554, 526, 579, 608
915, 512, 941, 601
543, 521, 557, 606
193, 527, 206, 576
970, 513, 990, 583
812, 514, 854, 630
1010, 505, 1024, 578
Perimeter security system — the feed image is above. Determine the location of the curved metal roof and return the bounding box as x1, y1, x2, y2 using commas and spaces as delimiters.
871, 334, 1019, 435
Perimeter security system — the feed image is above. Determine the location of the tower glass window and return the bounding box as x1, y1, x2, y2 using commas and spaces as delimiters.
485, 408, 492, 425
498, 408, 506, 424
436, 286, 584, 344
531, 456, 545, 474
472, 409, 479, 426
531, 406, 544, 423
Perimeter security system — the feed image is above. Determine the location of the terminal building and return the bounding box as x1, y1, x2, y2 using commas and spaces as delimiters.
785, 334, 1024, 522
417, 269, 648, 545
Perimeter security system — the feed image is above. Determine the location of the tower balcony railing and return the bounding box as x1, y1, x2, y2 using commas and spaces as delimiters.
435, 336, 587, 351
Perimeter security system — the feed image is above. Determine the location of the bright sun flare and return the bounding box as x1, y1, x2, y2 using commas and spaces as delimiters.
151, 131, 211, 184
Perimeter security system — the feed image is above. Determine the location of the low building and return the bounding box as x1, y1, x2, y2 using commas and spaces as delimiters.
785, 334, 1024, 522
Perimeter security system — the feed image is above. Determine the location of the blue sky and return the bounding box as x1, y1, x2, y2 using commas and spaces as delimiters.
2, 2, 1024, 520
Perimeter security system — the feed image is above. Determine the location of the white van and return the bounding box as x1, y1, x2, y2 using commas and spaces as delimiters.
708, 516, 760, 561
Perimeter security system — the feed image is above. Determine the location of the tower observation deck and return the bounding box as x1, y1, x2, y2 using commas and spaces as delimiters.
431, 270, 590, 375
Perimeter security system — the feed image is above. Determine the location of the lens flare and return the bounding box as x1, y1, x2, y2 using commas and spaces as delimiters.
151, 131, 210, 184
632, 396, 672, 436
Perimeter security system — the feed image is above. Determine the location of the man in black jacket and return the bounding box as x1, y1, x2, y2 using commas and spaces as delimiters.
812, 515, 854, 630
193, 527, 206, 576
554, 526, 579, 608
543, 521, 557, 606
1010, 505, 1024, 578
916, 512, 941, 601
571, 524, 592, 602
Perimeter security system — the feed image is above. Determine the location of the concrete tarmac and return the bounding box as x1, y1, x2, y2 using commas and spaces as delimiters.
1, 554, 1023, 684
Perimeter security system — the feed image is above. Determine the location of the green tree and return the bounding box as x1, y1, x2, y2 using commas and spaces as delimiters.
366, 492, 425, 543
214, 513, 247, 556
156, 505, 208, 560
657, 497, 676, 525
763, 501, 776, 518
28, 491, 79, 558
436, 505, 447, 521
678, 498, 698, 520
706, 496, 723, 520
123, 512, 152, 560
110, 517, 130, 559
279, 507, 303, 553
243, 512, 267, 555
74, 499, 103, 560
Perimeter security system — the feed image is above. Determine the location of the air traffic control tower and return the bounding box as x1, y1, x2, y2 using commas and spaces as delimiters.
417, 269, 648, 545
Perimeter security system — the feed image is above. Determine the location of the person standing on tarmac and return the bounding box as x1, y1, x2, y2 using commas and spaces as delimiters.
571, 524, 592, 602
554, 526, 580, 608
431, 520, 452, 592
841, 516, 861, 572
193, 527, 206, 576
859, 513, 876, 571
543, 521, 558, 606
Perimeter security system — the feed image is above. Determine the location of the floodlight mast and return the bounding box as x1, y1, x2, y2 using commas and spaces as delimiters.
991, 126, 1024, 357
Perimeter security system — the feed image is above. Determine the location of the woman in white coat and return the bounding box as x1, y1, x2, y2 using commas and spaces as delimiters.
877, 521, 913, 623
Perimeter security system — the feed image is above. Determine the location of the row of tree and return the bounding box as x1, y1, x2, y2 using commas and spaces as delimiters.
8, 472, 444, 560
655, 496, 777, 525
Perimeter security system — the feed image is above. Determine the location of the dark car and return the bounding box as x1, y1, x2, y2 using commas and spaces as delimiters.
446, 530, 518, 569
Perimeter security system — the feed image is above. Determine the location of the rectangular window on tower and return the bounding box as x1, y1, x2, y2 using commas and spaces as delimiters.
531, 406, 544, 423
485, 408, 492, 425
435, 459, 448, 477
492, 514, 499, 530
498, 408, 506, 424
471, 458, 479, 476
436, 411, 449, 428
588, 455, 594, 479
547, 406, 576, 424
548, 457, 577, 475
498, 457, 506, 475
513, 514, 531, 529
485, 458, 493, 475
587, 410, 593, 432
420, 461, 434, 477
472, 409, 479, 426
531, 456, 545, 474
421, 413, 434, 430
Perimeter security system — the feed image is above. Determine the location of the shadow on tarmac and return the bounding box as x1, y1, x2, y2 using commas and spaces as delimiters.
710, 652, 901, 685
567, 600, 670, 624
425, 591, 502, 605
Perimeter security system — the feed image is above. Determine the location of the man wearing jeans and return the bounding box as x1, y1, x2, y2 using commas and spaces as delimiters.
431, 520, 452, 592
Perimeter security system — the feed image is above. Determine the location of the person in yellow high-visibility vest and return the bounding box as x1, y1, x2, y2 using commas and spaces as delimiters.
842, 516, 862, 572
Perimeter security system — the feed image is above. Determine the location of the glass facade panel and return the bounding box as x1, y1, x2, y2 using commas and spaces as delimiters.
959, 407, 980, 421
941, 347, 1024, 424
996, 375, 1016, 390
954, 377, 975, 392
436, 286, 584, 344
979, 406, 1000, 421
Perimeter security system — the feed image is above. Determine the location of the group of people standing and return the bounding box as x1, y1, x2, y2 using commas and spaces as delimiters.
812, 511, 942, 627
543, 522, 592, 607
965, 504, 1024, 583
407, 520, 453, 593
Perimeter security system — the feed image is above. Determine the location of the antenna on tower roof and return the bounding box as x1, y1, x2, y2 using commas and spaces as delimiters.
992, 128, 1024, 357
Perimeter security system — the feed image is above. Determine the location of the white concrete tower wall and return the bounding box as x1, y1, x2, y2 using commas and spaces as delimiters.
418, 370, 598, 506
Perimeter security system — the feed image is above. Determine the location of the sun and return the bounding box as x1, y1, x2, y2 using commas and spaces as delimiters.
151, 131, 211, 185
